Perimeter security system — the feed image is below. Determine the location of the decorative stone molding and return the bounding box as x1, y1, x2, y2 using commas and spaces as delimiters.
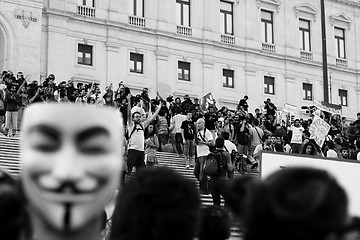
14, 8, 39, 28
105, 41, 120, 52
329, 13, 352, 30
257, 0, 281, 13
294, 3, 318, 21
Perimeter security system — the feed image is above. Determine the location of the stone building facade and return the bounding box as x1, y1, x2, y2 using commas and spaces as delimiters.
1, 0, 360, 117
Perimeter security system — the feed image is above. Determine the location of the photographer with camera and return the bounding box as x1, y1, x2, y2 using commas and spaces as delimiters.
141, 87, 150, 112
237, 95, 249, 112
103, 83, 114, 106
28, 81, 45, 104
3, 84, 20, 137
264, 98, 277, 123
43, 74, 56, 102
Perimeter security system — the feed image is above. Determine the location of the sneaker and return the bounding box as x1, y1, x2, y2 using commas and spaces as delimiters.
251, 162, 258, 170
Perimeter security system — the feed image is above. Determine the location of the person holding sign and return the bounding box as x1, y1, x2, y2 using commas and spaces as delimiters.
289, 119, 304, 154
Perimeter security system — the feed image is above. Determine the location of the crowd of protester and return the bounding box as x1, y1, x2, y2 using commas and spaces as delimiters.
1, 70, 360, 162
2, 70, 360, 240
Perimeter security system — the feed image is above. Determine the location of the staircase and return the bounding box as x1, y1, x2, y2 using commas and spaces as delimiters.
0, 134, 260, 239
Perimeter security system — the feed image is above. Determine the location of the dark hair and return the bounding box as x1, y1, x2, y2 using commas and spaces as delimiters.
221, 132, 230, 140
132, 111, 141, 118
282, 135, 290, 145
215, 137, 225, 148
327, 140, 335, 150
144, 123, 156, 138
0, 171, 32, 240
198, 206, 230, 240
225, 168, 348, 240
262, 133, 271, 143
110, 168, 200, 240
301, 142, 317, 155
253, 119, 259, 126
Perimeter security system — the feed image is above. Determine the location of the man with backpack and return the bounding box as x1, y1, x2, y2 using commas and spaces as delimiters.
204, 137, 233, 206
194, 118, 215, 194
126, 94, 162, 176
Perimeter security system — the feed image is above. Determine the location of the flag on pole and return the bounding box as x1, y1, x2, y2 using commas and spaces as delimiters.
201, 92, 215, 111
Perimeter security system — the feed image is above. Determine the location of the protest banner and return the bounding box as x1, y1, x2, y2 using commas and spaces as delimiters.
309, 115, 330, 147
201, 92, 216, 111
157, 82, 171, 100
313, 98, 342, 115
260, 151, 360, 217
282, 103, 297, 115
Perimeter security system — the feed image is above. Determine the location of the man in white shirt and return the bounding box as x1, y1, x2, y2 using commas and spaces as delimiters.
222, 131, 237, 179
248, 119, 264, 169
127, 94, 162, 177
170, 108, 187, 157
194, 118, 214, 194
289, 119, 304, 154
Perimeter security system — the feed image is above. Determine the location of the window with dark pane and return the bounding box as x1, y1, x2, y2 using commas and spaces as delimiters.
78, 44, 93, 66
223, 69, 234, 88
178, 61, 190, 81
130, 53, 143, 74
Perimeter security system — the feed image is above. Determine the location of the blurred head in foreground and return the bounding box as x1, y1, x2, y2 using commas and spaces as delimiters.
110, 167, 201, 240
225, 167, 357, 240
198, 205, 230, 240
0, 170, 32, 240
20, 103, 124, 240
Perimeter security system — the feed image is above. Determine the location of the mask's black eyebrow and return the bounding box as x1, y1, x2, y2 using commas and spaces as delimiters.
75, 126, 110, 142
27, 124, 61, 141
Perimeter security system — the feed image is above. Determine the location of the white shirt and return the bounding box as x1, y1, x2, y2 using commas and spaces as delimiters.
171, 114, 187, 133
127, 122, 145, 151
196, 128, 214, 157
224, 140, 237, 153
357, 152, 360, 161
327, 149, 338, 158
291, 126, 304, 144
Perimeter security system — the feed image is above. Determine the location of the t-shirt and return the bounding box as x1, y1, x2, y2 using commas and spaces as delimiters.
181, 120, 195, 140
171, 114, 187, 133
127, 122, 145, 151
157, 116, 168, 135
224, 140, 237, 153
205, 112, 217, 130
290, 126, 304, 144
196, 128, 214, 157
327, 149, 338, 158
249, 126, 264, 147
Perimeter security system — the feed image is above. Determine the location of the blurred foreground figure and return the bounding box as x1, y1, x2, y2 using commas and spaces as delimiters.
198, 205, 230, 240
225, 167, 360, 240
0, 170, 32, 240
110, 167, 201, 240
20, 103, 124, 240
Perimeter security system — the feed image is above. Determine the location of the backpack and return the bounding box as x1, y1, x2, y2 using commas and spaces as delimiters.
126, 123, 144, 140
203, 151, 225, 176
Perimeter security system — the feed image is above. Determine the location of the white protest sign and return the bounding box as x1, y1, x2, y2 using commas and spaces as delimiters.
260, 152, 360, 216
309, 115, 330, 147
282, 103, 297, 115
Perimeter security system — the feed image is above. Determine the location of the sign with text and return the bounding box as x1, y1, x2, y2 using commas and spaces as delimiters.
282, 103, 297, 115
260, 152, 360, 216
313, 98, 342, 115
309, 115, 330, 147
